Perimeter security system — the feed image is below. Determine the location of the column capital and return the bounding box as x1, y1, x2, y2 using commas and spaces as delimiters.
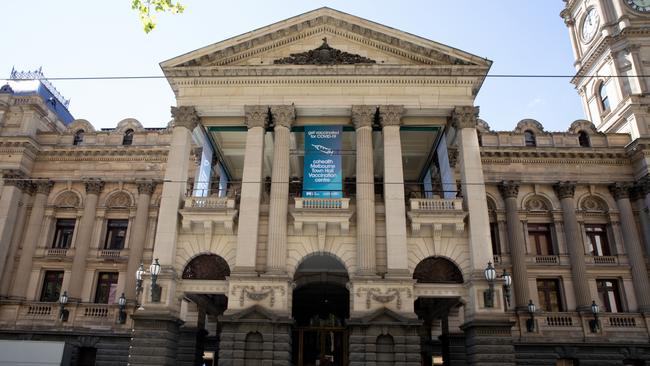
270, 105, 295, 129
451, 106, 480, 129
609, 182, 632, 200
84, 179, 105, 195
33, 180, 54, 195
244, 105, 269, 129
2, 170, 26, 187
639, 175, 650, 195
351, 105, 377, 129
171, 106, 200, 130
378, 105, 404, 127
630, 184, 645, 201
498, 180, 520, 199
553, 181, 576, 199
137, 181, 157, 195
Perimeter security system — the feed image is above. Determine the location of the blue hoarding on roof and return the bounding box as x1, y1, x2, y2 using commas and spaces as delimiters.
302, 125, 343, 198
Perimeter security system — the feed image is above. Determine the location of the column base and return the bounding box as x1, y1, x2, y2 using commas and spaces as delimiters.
128, 311, 184, 366
460, 318, 515, 366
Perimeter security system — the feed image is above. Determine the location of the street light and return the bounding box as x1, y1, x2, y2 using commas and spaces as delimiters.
502, 269, 512, 309
117, 293, 127, 324
484, 262, 511, 308
589, 300, 600, 333
59, 290, 69, 322
150, 258, 162, 303
135, 262, 145, 295
526, 300, 536, 332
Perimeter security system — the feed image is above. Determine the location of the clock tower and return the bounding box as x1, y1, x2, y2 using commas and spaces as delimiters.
562, 0, 650, 139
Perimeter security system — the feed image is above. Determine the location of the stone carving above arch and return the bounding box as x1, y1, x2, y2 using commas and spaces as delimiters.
53, 190, 82, 208
182, 254, 231, 280
579, 195, 608, 213
523, 195, 551, 212
568, 119, 599, 134
514, 119, 544, 134
413, 256, 463, 284
67, 119, 96, 133
105, 191, 134, 208
114, 118, 144, 133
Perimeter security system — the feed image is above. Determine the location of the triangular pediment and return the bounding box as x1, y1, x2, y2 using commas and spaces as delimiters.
354, 307, 418, 325
161, 8, 491, 69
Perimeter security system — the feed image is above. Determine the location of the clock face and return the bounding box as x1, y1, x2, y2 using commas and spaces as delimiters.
626, 0, 650, 12
581, 8, 600, 43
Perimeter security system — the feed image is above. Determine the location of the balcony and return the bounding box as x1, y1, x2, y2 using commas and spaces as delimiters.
8, 301, 131, 330
585, 255, 618, 265
46, 248, 69, 257
525, 254, 569, 266
290, 197, 354, 251
407, 198, 466, 240
180, 195, 238, 234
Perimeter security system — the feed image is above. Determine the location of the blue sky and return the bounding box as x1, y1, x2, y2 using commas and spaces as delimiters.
1, 1, 584, 131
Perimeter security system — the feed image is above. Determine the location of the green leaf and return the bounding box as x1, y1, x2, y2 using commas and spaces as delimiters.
131, 0, 184, 34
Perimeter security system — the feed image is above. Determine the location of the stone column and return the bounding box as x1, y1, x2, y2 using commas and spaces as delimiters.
153, 106, 199, 266
125, 181, 156, 300
234, 106, 268, 273
266, 105, 295, 274
68, 179, 104, 301
0, 183, 32, 296
638, 177, 650, 257
553, 182, 592, 310
352, 105, 376, 276
0, 171, 26, 286
498, 181, 530, 310
609, 183, 650, 312
10, 180, 54, 299
379, 105, 409, 276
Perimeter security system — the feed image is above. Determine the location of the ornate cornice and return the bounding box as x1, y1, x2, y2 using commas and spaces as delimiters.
553, 181, 576, 199
84, 179, 105, 195
498, 180, 520, 199
451, 106, 479, 129
351, 105, 377, 129
36, 148, 169, 162
269, 105, 295, 129
274, 37, 376, 65
244, 105, 269, 129
379, 105, 404, 127
33, 180, 54, 195
171, 106, 200, 130
609, 182, 632, 200
137, 181, 157, 195
481, 149, 630, 166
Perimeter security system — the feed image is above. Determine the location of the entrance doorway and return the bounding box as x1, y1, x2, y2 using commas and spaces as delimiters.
292, 254, 349, 366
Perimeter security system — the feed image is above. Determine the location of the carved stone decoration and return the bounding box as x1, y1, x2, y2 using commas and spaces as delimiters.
270, 105, 296, 129
273, 37, 376, 65
498, 180, 520, 199
171, 105, 200, 130
231, 285, 285, 308
580, 196, 607, 212
514, 119, 545, 134
244, 105, 269, 129
356, 287, 412, 310
84, 179, 105, 195
451, 106, 479, 129
609, 182, 632, 200
638, 175, 650, 196
447, 148, 459, 168
379, 105, 404, 127
553, 181, 576, 199
137, 181, 156, 195
55, 191, 81, 208
1, 170, 26, 187
106, 192, 132, 208
182, 254, 231, 280
33, 180, 54, 195
351, 105, 377, 129
412, 257, 464, 284
191, 146, 203, 166
524, 196, 550, 211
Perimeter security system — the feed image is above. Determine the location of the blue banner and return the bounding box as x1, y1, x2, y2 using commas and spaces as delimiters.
303, 126, 343, 198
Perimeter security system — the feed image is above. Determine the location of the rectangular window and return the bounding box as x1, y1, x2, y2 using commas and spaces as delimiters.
104, 219, 128, 250
597, 279, 623, 313
490, 223, 501, 255
94, 272, 119, 304
537, 279, 564, 312
585, 225, 610, 256
40, 271, 64, 302
528, 224, 554, 255
51, 219, 75, 249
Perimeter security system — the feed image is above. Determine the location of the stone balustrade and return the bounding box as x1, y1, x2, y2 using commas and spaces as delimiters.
409, 198, 463, 211
294, 197, 350, 209
8, 302, 132, 329
407, 198, 467, 239
184, 195, 235, 210
180, 195, 239, 234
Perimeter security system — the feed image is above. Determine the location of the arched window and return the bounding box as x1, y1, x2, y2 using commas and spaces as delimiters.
578, 131, 590, 147
182, 254, 230, 280
524, 130, 536, 147
413, 257, 463, 284
598, 82, 610, 112
73, 130, 84, 146
122, 129, 134, 146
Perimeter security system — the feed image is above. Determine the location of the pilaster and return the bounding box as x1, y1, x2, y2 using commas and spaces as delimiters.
0, 170, 27, 286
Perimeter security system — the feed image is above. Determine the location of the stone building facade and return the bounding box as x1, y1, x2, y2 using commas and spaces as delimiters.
0, 4, 650, 366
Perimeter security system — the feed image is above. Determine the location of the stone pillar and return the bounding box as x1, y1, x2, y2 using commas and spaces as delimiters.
453, 107, 493, 272
10, 180, 54, 299
609, 183, 650, 312
379, 105, 409, 276
265, 105, 294, 274
352, 105, 377, 276
498, 181, 530, 310
553, 182, 592, 310
234, 106, 268, 273
638, 177, 650, 257
0, 171, 26, 286
0, 183, 32, 296
68, 179, 104, 301
153, 106, 198, 267
128, 312, 183, 366
461, 320, 516, 366
125, 181, 156, 301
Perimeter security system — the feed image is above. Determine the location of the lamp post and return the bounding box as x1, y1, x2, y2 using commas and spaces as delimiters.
526, 300, 536, 332
117, 293, 127, 324
589, 300, 600, 333
135, 262, 145, 295
59, 290, 69, 322
150, 258, 161, 303
484, 262, 497, 308
502, 269, 512, 309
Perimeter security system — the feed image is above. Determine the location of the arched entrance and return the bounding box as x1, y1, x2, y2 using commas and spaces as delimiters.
292, 254, 350, 366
